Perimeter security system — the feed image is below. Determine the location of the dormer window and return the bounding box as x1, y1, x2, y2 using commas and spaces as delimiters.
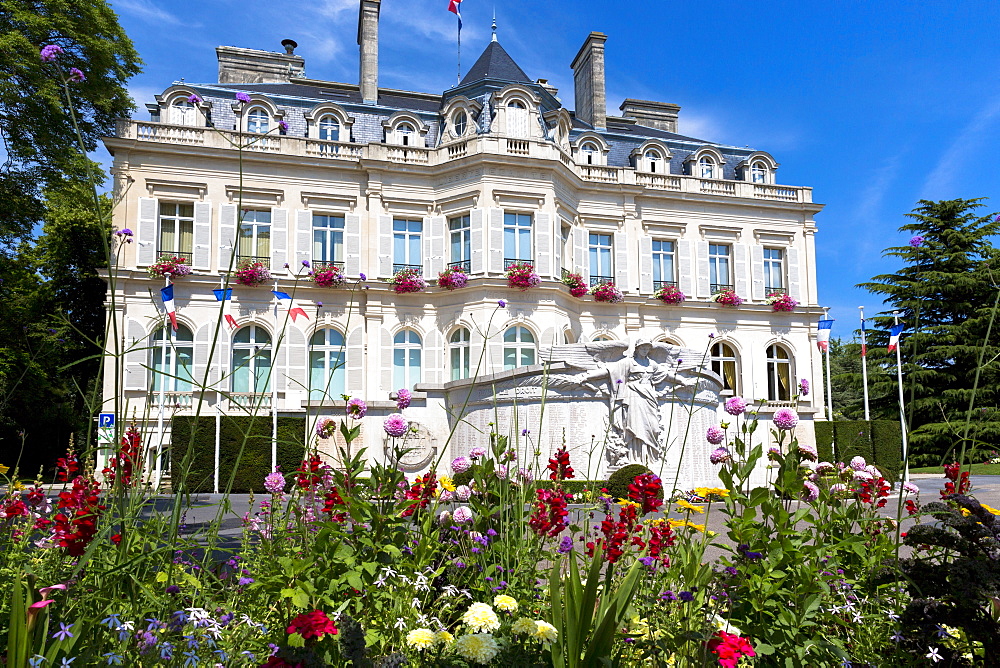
318, 115, 340, 142
170, 98, 196, 126
699, 155, 717, 179
507, 100, 529, 138
581, 142, 599, 165
454, 110, 467, 137
397, 123, 414, 146
645, 150, 662, 173
247, 108, 270, 134
751, 161, 767, 183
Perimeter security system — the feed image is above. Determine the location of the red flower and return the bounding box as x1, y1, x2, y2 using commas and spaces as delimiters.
627, 473, 663, 515
286, 609, 338, 639
102, 424, 143, 487
295, 454, 325, 490
707, 630, 756, 668
857, 476, 891, 508
528, 488, 571, 537
55, 450, 79, 482
942, 462, 971, 497
321, 487, 348, 522
546, 447, 575, 481
400, 472, 437, 517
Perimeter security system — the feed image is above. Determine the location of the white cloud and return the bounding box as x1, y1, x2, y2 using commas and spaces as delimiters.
113, 0, 189, 27
920, 95, 1000, 199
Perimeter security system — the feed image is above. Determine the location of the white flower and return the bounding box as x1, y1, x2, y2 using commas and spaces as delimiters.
926, 647, 943, 663
394, 617, 407, 630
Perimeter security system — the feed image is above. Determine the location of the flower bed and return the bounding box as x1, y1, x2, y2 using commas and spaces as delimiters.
147, 255, 192, 279
591, 281, 624, 303
767, 291, 798, 312
654, 283, 685, 304
234, 258, 271, 287
506, 263, 540, 291
712, 288, 743, 307
391, 267, 427, 294
311, 264, 346, 288
561, 272, 588, 298
437, 267, 469, 291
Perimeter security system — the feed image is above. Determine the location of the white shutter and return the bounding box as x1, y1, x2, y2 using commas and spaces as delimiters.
194, 322, 218, 389
751, 244, 765, 300
677, 239, 695, 298
219, 204, 237, 271
295, 210, 312, 268
734, 243, 749, 300
193, 201, 212, 270
535, 212, 551, 278
429, 215, 446, 278
284, 326, 307, 394
380, 327, 393, 393
574, 226, 588, 282
124, 318, 149, 390
696, 240, 710, 298
488, 209, 504, 273
639, 234, 653, 294
787, 247, 802, 302
271, 208, 288, 274
378, 215, 393, 277
422, 216, 434, 279
470, 209, 485, 274
426, 329, 443, 384
614, 230, 629, 291
346, 326, 364, 393
554, 221, 565, 275
137, 197, 158, 266
344, 213, 362, 277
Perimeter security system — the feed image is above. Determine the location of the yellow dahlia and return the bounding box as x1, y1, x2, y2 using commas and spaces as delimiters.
405, 628, 436, 650
511, 617, 537, 635
453, 633, 500, 664
532, 620, 558, 644
462, 602, 500, 632
434, 630, 455, 646
493, 594, 518, 612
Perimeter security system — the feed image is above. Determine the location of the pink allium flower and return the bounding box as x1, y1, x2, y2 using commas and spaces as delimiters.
724, 396, 747, 416
710, 447, 731, 465
496, 466, 508, 480
772, 409, 799, 430
517, 468, 534, 482
40, 44, 64, 62
346, 398, 367, 419
850, 456, 867, 471
801, 481, 820, 502
902, 482, 919, 495
235, 91, 252, 103
453, 506, 473, 524
395, 388, 412, 411
706, 426, 725, 445
455, 485, 472, 501
451, 456, 472, 473
797, 443, 818, 461
264, 470, 285, 495
469, 446, 487, 458
830, 483, 847, 494
799, 379, 810, 396
383, 413, 408, 438
67, 68, 85, 82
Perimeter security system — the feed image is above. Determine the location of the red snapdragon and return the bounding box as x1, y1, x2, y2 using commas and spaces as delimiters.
528, 487, 571, 537
628, 472, 663, 515
546, 446, 575, 481
707, 630, 756, 668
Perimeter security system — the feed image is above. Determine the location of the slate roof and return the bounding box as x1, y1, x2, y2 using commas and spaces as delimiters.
459, 41, 532, 86
214, 83, 442, 113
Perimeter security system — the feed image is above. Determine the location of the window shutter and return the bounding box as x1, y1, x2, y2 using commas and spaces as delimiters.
347, 326, 364, 393
194, 322, 219, 388
137, 197, 158, 266
751, 245, 765, 300
429, 215, 446, 278
295, 210, 312, 268
345, 213, 362, 277
614, 231, 629, 291
271, 208, 288, 274
639, 234, 653, 294
378, 215, 393, 277
787, 247, 802, 302
421, 216, 434, 279
470, 209, 485, 274
696, 240, 710, 298
488, 209, 504, 274
426, 329, 443, 384
123, 318, 149, 390
219, 204, 237, 271
574, 227, 588, 282
677, 239, 695, 297
284, 326, 307, 394
193, 201, 212, 270
734, 243, 749, 300
554, 222, 565, 275
535, 212, 551, 278
380, 327, 392, 393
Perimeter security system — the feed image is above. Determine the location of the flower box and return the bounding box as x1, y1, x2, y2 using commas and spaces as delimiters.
147, 255, 192, 279
437, 267, 469, 291
654, 284, 686, 304
311, 265, 346, 288
767, 291, 798, 312
561, 272, 588, 298
234, 259, 270, 287
506, 263, 540, 291
712, 289, 744, 307
391, 267, 426, 294
591, 282, 624, 303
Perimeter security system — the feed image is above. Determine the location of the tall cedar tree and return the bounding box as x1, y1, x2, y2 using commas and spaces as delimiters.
827, 338, 893, 421
858, 199, 1000, 467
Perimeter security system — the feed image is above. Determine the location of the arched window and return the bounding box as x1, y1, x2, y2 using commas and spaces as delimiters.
592, 334, 614, 342
710, 342, 738, 395
170, 98, 196, 126
751, 161, 767, 184
645, 150, 662, 173
581, 142, 599, 165
232, 325, 272, 393
766, 344, 792, 401
503, 326, 535, 370
151, 325, 194, 392
393, 330, 422, 389
507, 100, 529, 138
699, 155, 717, 179
449, 328, 471, 381
318, 115, 340, 142
247, 108, 270, 134
309, 328, 346, 400
453, 110, 467, 137
397, 123, 414, 146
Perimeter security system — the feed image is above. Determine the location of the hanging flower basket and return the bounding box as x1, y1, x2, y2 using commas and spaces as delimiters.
591, 282, 624, 303
311, 264, 346, 288
234, 258, 271, 287
712, 289, 744, 308
391, 267, 426, 294
561, 272, 588, 298
506, 263, 540, 291
654, 284, 686, 304
437, 267, 469, 291
767, 291, 798, 312
147, 255, 192, 279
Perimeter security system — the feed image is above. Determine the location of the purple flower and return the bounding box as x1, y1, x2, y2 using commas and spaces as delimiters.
52, 622, 74, 640
470, 446, 487, 458
316, 417, 336, 438
40, 44, 64, 62
517, 467, 534, 482
264, 470, 285, 495
346, 398, 367, 419
165, 585, 181, 594
187, 94, 202, 104
709, 447, 731, 465
902, 482, 919, 495
678, 591, 695, 602
395, 388, 412, 410
706, 426, 725, 445
68, 68, 85, 82
773, 408, 799, 430
724, 396, 747, 416
455, 485, 472, 501
235, 92, 251, 103
797, 442, 818, 461
802, 480, 820, 502
120, 228, 133, 236
558, 535, 574, 554
316, 301, 323, 308
360, 273, 367, 280
638, 556, 656, 568
383, 413, 408, 437
278, 120, 289, 132
660, 591, 677, 601
909, 235, 925, 247
521, 428, 530, 435
799, 378, 810, 396
238, 577, 254, 586
498, 299, 507, 308
301, 260, 310, 268
453, 506, 473, 523
451, 456, 472, 473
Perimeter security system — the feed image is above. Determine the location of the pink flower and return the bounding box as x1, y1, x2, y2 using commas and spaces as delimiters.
346, 398, 367, 419
772, 408, 798, 430
801, 481, 820, 502
451, 456, 472, 473
799, 379, 810, 396
724, 396, 747, 416
902, 482, 919, 495
40, 44, 63, 62
453, 506, 473, 523
850, 456, 868, 471
67, 68, 85, 82
264, 470, 285, 495
469, 446, 487, 458
395, 388, 411, 411
383, 413, 408, 438
706, 426, 725, 445
710, 447, 731, 464
455, 485, 472, 501
797, 442, 818, 461
316, 418, 336, 438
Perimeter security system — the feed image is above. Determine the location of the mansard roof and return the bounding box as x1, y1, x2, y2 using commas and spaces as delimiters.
459, 41, 532, 86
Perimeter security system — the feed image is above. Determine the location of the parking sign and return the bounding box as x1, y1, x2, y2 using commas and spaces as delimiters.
98, 413, 115, 429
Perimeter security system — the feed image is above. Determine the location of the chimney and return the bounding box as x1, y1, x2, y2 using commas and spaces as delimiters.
216, 43, 304, 84
619, 99, 681, 133
358, 0, 381, 104
570, 32, 607, 130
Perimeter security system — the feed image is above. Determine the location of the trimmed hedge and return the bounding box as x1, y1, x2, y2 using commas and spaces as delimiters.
815, 421, 835, 463
171, 416, 307, 493
605, 464, 655, 502
834, 421, 874, 471
813, 419, 903, 481
870, 420, 903, 482
533, 480, 600, 495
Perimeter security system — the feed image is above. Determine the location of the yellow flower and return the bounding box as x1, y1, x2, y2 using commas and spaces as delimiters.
667, 518, 706, 532
454, 633, 500, 664
532, 620, 558, 644
462, 602, 500, 633
511, 617, 537, 635
434, 630, 454, 646
493, 594, 518, 612
0, 464, 9, 475
617, 499, 641, 509
406, 628, 436, 650
980, 503, 1000, 516
13, 481, 24, 491
675, 499, 705, 514
440, 475, 456, 492
694, 487, 729, 499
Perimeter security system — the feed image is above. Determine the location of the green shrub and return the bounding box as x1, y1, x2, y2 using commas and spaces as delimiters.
871, 420, 902, 481
604, 464, 654, 502
533, 480, 599, 496
815, 421, 834, 463
452, 469, 474, 488
834, 420, 873, 467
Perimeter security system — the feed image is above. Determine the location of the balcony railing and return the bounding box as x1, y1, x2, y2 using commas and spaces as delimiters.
393, 263, 422, 274
156, 249, 193, 261
228, 393, 272, 411
313, 260, 345, 273
766, 286, 788, 296
504, 258, 533, 270
448, 259, 471, 273
237, 255, 270, 268
147, 391, 194, 409
589, 275, 614, 287
653, 280, 678, 290
711, 283, 735, 294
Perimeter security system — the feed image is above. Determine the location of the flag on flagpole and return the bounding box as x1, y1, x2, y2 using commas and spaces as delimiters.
213, 288, 238, 329
160, 284, 177, 331
860, 316, 867, 357
448, 0, 462, 29
888, 323, 905, 352
272, 290, 308, 322
817, 319, 834, 351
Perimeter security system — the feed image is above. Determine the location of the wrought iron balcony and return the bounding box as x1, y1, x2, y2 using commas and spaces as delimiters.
448, 259, 471, 273
653, 280, 677, 290
765, 286, 788, 295
156, 249, 193, 261
236, 255, 270, 268
313, 260, 345, 272
504, 258, 533, 270
589, 275, 613, 287
711, 283, 735, 293
393, 263, 422, 274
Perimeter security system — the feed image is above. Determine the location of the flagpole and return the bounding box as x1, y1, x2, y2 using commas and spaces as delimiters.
823, 308, 834, 422
271, 280, 279, 472
893, 311, 910, 483
155, 273, 169, 489
859, 306, 870, 421
457, 14, 461, 86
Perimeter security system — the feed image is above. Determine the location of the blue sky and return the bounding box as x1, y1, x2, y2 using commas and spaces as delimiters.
106, 0, 1000, 338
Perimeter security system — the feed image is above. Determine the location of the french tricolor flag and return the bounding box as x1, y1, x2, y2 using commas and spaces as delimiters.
213, 288, 238, 329
816, 319, 833, 352
888, 323, 905, 353
860, 317, 867, 357
272, 290, 308, 322
448, 0, 462, 28
160, 284, 177, 331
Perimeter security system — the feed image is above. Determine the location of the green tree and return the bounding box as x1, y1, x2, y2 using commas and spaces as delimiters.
858, 199, 1000, 467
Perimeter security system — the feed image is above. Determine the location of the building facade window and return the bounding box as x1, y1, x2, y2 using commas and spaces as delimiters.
309, 328, 346, 401
159, 201, 194, 261
709, 243, 732, 292
699, 155, 717, 179
247, 108, 270, 134
581, 142, 599, 165
170, 99, 197, 126
151, 325, 194, 392
393, 330, 422, 390
313, 214, 345, 270
232, 325, 272, 394
766, 344, 792, 401
764, 248, 784, 293
449, 328, 471, 380
507, 100, 529, 138
652, 239, 675, 289
449, 215, 471, 272
503, 326, 535, 370
645, 150, 662, 173
237, 209, 271, 267
751, 161, 768, 184
318, 115, 340, 141
710, 342, 738, 395
589, 233, 613, 285
503, 212, 532, 269
393, 218, 423, 273
397, 122, 414, 146
453, 110, 467, 136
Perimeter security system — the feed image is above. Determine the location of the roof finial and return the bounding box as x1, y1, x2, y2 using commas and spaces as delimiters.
491, 8, 497, 42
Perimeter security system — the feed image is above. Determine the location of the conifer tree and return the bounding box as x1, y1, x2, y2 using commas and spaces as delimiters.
858, 199, 1000, 467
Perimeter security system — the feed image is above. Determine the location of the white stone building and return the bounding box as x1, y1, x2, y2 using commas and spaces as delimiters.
101, 0, 824, 487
